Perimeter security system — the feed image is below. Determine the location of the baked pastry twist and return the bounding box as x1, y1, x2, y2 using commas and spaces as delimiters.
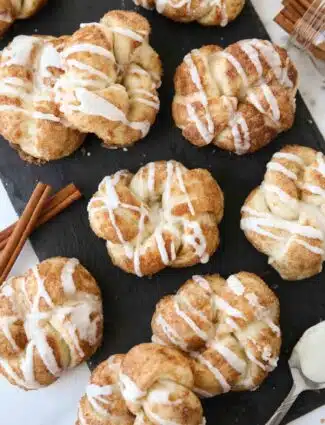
152, 273, 281, 396
173, 40, 298, 155
76, 344, 205, 425
0, 34, 84, 162
76, 272, 280, 424
0, 0, 47, 36
88, 160, 224, 276
56, 10, 162, 148
133, 0, 245, 27
0, 257, 103, 390
241, 145, 325, 280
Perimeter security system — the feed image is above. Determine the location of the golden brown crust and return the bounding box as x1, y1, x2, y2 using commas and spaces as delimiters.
0, 0, 48, 36
0, 34, 84, 162
0, 257, 103, 390
151, 272, 281, 395
241, 145, 325, 280
76, 355, 134, 425
173, 40, 298, 154
88, 160, 224, 276
76, 344, 205, 425
0, 10, 162, 162
133, 0, 245, 27
56, 10, 162, 148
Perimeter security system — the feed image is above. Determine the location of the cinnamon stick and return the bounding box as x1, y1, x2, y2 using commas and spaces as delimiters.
0, 183, 52, 284
0, 184, 82, 251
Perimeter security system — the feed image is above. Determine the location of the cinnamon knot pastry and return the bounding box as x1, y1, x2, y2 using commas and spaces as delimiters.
88, 160, 224, 276
0, 35, 84, 162
173, 40, 298, 154
133, 0, 245, 27
56, 10, 162, 148
241, 145, 325, 280
0, 257, 103, 390
152, 272, 281, 396
0, 0, 47, 36
77, 344, 205, 425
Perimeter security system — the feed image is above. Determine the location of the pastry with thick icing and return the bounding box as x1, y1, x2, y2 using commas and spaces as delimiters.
56, 10, 162, 148
152, 272, 281, 395
88, 160, 224, 276
75, 272, 281, 424
76, 344, 205, 425
0, 35, 84, 162
0, 257, 103, 390
173, 40, 298, 154
133, 0, 245, 27
241, 145, 325, 280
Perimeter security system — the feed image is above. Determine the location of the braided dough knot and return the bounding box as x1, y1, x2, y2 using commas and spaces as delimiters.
77, 344, 205, 425
133, 0, 245, 27
173, 40, 298, 154
0, 35, 84, 161
56, 10, 162, 147
88, 160, 224, 276
151, 273, 281, 396
241, 145, 325, 280
0, 0, 47, 35
0, 257, 103, 390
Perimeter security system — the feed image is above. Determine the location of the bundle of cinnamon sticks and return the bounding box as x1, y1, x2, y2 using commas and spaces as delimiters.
0, 183, 82, 284
275, 0, 325, 60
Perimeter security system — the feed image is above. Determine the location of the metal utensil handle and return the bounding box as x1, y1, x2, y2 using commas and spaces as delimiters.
265, 384, 301, 425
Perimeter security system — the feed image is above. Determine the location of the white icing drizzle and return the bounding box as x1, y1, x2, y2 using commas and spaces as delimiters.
175, 163, 195, 215
272, 152, 304, 165
267, 162, 298, 180
220, 51, 248, 87
174, 300, 209, 341
1, 36, 40, 67
86, 383, 115, 417
184, 51, 214, 145
155, 230, 170, 265
61, 258, 79, 295
260, 84, 280, 122
213, 295, 245, 319
209, 0, 228, 26
225, 317, 240, 331
193, 275, 212, 293
89, 161, 209, 275
304, 184, 325, 199
146, 410, 183, 425
62, 88, 150, 137
263, 183, 299, 209
0, 260, 102, 390
62, 43, 115, 62
209, 341, 246, 374
156, 314, 188, 352
223, 97, 251, 155
119, 372, 146, 404
156, 0, 191, 14
241, 207, 323, 241
192, 352, 231, 393
0, 317, 20, 351
147, 162, 156, 193
66, 59, 113, 83
227, 275, 245, 296
109, 26, 144, 42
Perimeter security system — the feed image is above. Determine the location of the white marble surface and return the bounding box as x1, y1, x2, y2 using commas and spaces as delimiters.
251, 0, 325, 140
0, 179, 91, 425
0, 2, 324, 425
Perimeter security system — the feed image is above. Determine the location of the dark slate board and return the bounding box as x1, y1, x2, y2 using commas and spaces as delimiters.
0, 1, 324, 424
